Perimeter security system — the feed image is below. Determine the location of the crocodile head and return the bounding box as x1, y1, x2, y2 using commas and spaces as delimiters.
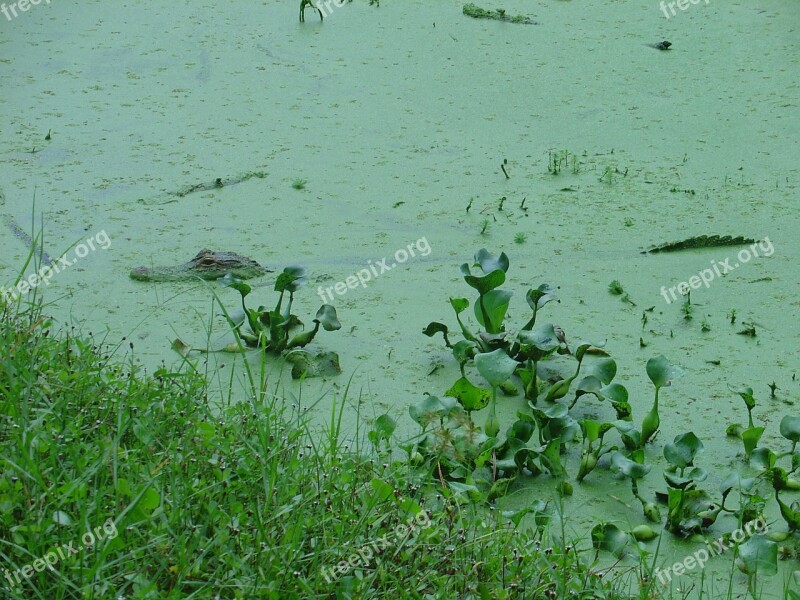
130, 249, 270, 282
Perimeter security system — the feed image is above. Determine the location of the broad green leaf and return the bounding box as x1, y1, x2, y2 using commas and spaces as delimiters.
646, 355, 672, 389
581, 419, 602, 443
600, 383, 628, 404
371, 414, 396, 443
720, 472, 756, 495
474, 249, 509, 274
585, 358, 617, 384
664, 432, 704, 468
664, 472, 694, 490
507, 419, 535, 443
285, 350, 341, 379
450, 297, 469, 313
452, 340, 477, 364
371, 479, 394, 503
274, 266, 308, 293
780, 416, 800, 444
575, 376, 603, 398
591, 522, 629, 557
742, 427, 765, 458
136, 487, 160, 514
526, 284, 558, 311
517, 324, 560, 351
463, 270, 505, 295
473, 289, 512, 332
610, 451, 651, 480
409, 395, 460, 426
222, 275, 251, 298
422, 322, 449, 338
445, 377, 491, 412
315, 305, 341, 331
546, 415, 579, 445
574, 341, 602, 362
751, 447, 777, 471
539, 438, 567, 478
738, 535, 777, 576
728, 384, 756, 410
475, 349, 519, 388
614, 420, 641, 449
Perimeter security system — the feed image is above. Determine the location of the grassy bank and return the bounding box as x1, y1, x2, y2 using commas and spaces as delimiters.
0, 296, 646, 599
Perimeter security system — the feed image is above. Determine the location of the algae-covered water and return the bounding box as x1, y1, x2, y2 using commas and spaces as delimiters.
2, 0, 798, 596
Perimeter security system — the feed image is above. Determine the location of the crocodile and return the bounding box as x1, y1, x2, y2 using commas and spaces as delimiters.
642, 235, 758, 254
130, 249, 271, 282
462, 3, 538, 24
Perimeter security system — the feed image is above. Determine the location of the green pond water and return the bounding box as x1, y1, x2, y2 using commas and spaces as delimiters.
2, 0, 799, 596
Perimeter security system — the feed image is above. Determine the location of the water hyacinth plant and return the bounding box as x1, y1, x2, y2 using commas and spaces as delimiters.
223, 266, 340, 354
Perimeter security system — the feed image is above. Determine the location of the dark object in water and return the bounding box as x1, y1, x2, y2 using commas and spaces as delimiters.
2, 213, 55, 266
642, 235, 758, 254
647, 40, 672, 51
172, 171, 267, 198
300, 0, 323, 22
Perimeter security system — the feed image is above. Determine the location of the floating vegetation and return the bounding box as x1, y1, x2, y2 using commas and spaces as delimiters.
599, 165, 626, 183
462, 3, 538, 25
547, 149, 580, 175
291, 177, 308, 190
223, 266, 341, 356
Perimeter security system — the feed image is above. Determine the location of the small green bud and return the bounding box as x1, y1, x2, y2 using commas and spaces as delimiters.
631, 524, 657, 542
643, 502, 661, 523
484, 401, 500, 438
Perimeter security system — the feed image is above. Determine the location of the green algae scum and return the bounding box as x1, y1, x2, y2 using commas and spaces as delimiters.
1, 1, 798, 598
